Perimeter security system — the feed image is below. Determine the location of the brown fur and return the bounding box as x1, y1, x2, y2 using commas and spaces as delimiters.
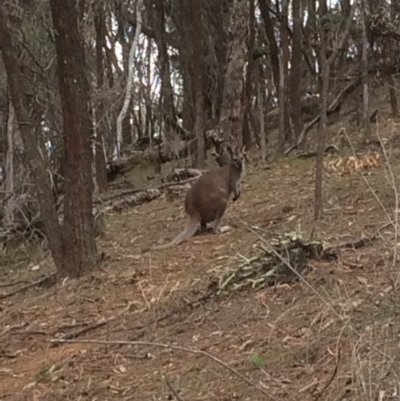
150, 148, 245, 250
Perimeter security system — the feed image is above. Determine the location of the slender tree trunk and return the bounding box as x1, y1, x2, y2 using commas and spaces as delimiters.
190, 0, 205, 168
314, 0, 356, 219
259, 0, 280, 95
388, 75, 398, 116
50, 0, 98, 277
314, 57, 329, 220
0, 4, 65, 272
116, 0, 142, 158
289, 0, 303, 141
278, 46, 286, 155
361, 0, 371, 140
242, 0, 256, 151
94, 3, 108, 193
257, 77, 267, 162
151, 0, 176, 142
4, 102, 15, 228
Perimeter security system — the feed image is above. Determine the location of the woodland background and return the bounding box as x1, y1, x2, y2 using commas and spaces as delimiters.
1, 0, 400, 400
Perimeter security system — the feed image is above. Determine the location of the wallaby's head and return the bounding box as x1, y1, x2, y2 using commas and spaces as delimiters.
227, 144, 246, 173
214, 142, 246, 169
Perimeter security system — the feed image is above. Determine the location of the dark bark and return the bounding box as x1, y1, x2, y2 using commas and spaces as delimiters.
361, 0, 371, 140
189, 0, 205, 167
149, 0, 176, 141
289, 0, 303, 141
50, 0, 98, 276
259, 0, 280, 94
0, 5, 65, 273
242, 0, 256, 151
388, 75, 398, 116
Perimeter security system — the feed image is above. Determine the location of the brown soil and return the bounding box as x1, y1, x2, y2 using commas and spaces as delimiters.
1, 134, 400, 400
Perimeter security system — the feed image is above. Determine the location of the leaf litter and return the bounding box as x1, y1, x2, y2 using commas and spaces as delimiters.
1, 146, 400, 400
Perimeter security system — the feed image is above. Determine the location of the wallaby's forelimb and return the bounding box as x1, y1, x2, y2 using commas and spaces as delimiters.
150, 218, 199, 250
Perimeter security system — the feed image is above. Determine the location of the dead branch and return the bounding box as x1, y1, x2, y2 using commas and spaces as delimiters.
0, 274, 56, 300
50, 338, 280, 401
313, 348, 341, 401
54, 319, 108, 340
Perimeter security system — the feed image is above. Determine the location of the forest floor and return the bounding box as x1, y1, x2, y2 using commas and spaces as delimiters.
2, 120, 400, 400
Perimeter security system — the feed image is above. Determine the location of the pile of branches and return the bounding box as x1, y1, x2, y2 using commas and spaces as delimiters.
210, 233, 337, 294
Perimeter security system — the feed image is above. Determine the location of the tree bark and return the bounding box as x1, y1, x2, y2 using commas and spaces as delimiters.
189, 0, 205, 168
219, 0, 248, 147
0, 4, 65, 273
289, 0, 303, 141
388, 75, 398, 116
242, 0, 256, 151
257, 76, 267, 162
4, 102, 16, 228
259, 0, 280, 95
361, 0, 371, 140
94, 3, 108, 193
50, 0, 98, 277
150, 0, 177, 142
116, 0, 142, 158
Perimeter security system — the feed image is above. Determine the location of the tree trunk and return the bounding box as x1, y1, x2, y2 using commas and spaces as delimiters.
314, 55, 329, 220
388, 75, 398, 116
242, 0, 256, 151
257, 78, 267, 162
189, 0, 205, 168
0, 4, 65, 272
50, 0, 98, 277
94, 3, 108, 193
150, 0, 177, 142
116, 0, 142, 158
4, 102, 16, 228
361, 0, 371, 140
259, 0, 280, 95
289, 0, 303, 141
278, 46, 286, 155
219, 0, 248, 147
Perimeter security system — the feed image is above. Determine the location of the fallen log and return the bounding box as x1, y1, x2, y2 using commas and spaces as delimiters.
99, 188, 163, 213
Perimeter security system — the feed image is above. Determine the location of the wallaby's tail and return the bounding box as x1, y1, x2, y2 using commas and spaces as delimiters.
150, 217, 198, 250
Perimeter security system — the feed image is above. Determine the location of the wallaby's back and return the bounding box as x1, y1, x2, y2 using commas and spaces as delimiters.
185, 165, 239, 223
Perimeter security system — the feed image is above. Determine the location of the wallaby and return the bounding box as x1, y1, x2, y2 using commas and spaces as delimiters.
150, 145, 245, 250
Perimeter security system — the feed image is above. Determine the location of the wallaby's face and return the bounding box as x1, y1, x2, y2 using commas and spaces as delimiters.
231, 155, 243, 170
229, 145, 246, 174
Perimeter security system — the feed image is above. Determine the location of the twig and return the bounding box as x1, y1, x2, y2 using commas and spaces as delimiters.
54, 320, 108, 341
313, 348, 341, 401
0, 274, 56, 300
163, 374, 186, 401
0, 280, 31, 288
49, 338, 280, 401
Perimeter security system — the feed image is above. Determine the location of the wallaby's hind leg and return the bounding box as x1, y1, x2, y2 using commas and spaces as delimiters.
212, 203, 227, 234
200, 221, 208, 232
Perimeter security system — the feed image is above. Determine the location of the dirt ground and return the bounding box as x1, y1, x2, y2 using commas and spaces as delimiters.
2, 122, 400, 400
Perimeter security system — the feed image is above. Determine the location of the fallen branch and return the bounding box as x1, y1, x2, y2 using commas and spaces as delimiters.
313, 348, 341, 401
50, 338, 280, 401
0, 274, 56, 300
54, 319, 109, 341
